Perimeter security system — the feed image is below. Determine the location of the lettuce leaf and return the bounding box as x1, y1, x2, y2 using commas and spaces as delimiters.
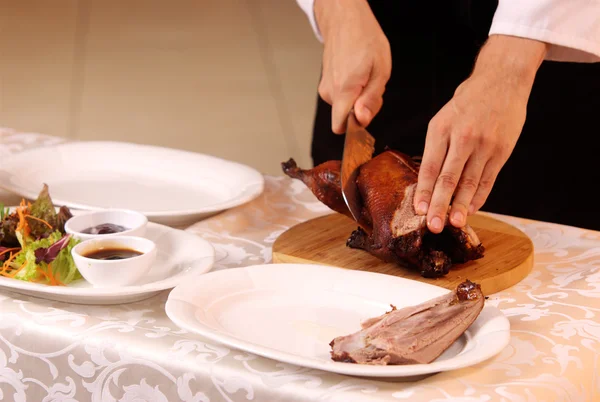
29, 184, 58, 239
0, 212, 19, 248
34, 233, 71, 263
12, 231, 81, 284
13, 232, 61, 280
56, 206, 73, 234
48, 236, 81, 284
13, 246, 42, 282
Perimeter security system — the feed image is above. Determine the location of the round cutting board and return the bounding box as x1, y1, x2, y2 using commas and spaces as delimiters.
272, 213, 534, 295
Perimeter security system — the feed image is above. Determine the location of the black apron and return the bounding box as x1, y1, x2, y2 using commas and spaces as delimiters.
310, 0, 600, 231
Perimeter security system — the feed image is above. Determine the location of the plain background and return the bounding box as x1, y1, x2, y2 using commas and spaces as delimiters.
0, 0, 323, 176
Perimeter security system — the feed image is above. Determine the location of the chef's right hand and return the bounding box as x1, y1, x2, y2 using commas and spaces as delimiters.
315, 0, 392, 134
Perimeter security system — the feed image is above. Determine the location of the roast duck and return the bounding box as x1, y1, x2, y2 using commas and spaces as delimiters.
281, 149, 487, 366
281, 149, 485, 278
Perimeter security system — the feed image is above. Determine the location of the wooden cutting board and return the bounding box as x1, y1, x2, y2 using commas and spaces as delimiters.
272, 213, 534, 295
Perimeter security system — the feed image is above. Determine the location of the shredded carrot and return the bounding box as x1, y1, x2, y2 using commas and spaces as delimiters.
0, 251, 20, 276
2, 251, 18, 268
24, 214, 53, 229
47, 264, 57, 286
35, 266, 49, 282
50, 264, 64, 286
0, 248, 19, 258
6, 262, 26, 278
39, 263, 63, 286
15, 202, 31, 239
3, 257, 66, 286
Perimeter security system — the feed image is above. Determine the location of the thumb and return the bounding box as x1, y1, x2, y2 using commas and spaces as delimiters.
354, 65, 387, 127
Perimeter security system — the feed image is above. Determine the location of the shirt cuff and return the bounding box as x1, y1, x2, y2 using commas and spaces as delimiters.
489, 0, 600, 63
296, 0, 323, 43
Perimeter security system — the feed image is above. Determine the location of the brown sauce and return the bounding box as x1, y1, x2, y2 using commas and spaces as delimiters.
81, 223, 129, 235
83, 247, 143, 261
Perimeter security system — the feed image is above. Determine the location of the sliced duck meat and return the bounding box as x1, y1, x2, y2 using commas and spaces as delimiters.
329, 280, 485, 365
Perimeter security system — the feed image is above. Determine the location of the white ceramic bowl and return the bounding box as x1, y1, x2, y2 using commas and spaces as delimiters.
71, 236, 157, 287
65, 209, 148, 241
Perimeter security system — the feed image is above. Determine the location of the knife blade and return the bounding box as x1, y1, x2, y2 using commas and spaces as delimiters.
340, 110, 375, 222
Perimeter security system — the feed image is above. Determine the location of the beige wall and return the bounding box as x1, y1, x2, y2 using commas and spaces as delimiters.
0, 0, 323, 176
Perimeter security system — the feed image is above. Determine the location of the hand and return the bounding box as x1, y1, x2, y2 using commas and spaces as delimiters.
413, 35, 548, 233
314, 0, 391, 133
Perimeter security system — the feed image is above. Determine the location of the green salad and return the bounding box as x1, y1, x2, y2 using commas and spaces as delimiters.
0, 185, 81, 285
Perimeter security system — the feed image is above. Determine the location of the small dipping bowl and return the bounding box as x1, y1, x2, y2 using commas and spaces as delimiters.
71, 236, 157, 287
65, 209, 148, 241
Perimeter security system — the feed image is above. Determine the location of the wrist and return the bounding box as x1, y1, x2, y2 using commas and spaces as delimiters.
473, 34, 548, 90
314, 0, 369, 41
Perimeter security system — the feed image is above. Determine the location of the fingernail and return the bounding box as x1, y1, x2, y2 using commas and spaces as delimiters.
430, 216, 443, 232
452, 211, 464, 225
360, 104, 372, 123
468, 204, 475, 215
417, 201, 428, 214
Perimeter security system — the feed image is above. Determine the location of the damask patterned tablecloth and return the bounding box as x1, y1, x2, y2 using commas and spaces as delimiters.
0, 128, 599, 402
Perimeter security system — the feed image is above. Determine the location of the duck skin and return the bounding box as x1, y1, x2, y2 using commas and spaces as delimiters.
329, 280, 485, 365
281, 149, 484, 278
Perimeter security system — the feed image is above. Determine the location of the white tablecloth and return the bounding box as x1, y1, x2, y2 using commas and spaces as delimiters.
0, 128, 599, 401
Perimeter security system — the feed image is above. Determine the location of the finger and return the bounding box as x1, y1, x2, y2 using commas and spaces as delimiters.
448, 154, 486, 227
426, 141, 471, 234
331, 83, 361, 134
354, 95, 382, 127
318, 79, 332, 105
354, 63, 388, 127
469, 157, 503, 214
413, 119, 449, 217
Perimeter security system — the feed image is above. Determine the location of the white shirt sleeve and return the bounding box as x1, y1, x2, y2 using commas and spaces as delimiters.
489, 0, 600, 62
295, 0, 323, 43
295, 0, 600, 62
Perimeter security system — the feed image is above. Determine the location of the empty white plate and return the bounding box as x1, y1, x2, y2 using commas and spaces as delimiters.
0, 221, 215, 305
0, 141, 265, 226
165, 263, 510, 378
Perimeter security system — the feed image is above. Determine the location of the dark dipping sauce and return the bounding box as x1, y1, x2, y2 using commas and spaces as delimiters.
83, 248, 143, 261
81, 223, 129, 235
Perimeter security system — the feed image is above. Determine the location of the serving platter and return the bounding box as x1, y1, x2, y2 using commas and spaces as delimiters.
0, 219, 215, 305
0, 141, 265, 227
165, 263, 510, 378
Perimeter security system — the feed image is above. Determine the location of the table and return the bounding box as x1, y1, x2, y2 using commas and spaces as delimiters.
1, 128, 599, 401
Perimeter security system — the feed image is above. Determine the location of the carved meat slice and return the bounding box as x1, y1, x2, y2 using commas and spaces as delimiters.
281, 150, 484, 278
329, 280, 485, 365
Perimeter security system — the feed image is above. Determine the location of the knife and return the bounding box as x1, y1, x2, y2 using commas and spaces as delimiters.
340, 110, 375, 222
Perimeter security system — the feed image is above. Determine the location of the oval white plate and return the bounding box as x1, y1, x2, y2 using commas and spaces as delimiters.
0, 221, 215, 305
0, 141, 265, 226
165, 263, 510, 378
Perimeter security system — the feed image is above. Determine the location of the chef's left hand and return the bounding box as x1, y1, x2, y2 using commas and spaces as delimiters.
413, 35, 548, 234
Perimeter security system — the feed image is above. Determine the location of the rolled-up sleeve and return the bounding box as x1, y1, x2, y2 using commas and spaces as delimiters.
489, 0, 600, 62
296, 0, 323, 42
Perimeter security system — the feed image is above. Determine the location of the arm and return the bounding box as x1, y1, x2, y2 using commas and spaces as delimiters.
414, 0, 600, 233
295, 0, 391, 133
296, 0, 600, 61
414, 34, 546, 233
490, 0, 600, 62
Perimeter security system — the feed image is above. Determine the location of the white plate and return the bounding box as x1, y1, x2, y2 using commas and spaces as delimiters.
0, 221, 215, 305
0, 141, 265, 226
165, 263, 510, 378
